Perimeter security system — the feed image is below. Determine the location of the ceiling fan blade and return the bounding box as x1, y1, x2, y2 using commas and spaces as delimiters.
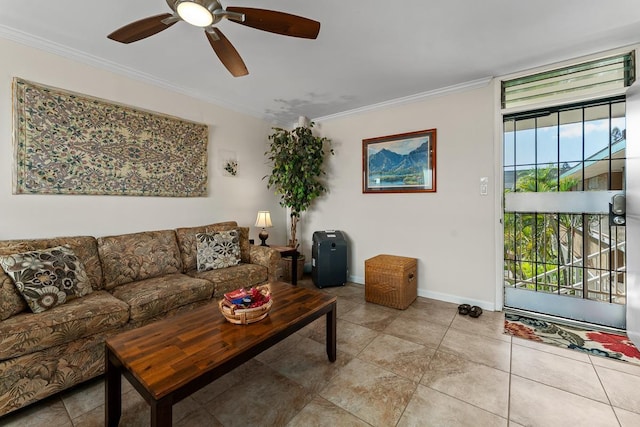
206, 29, 248, 77
226, 7, 320, 39
108, 13, 176, 44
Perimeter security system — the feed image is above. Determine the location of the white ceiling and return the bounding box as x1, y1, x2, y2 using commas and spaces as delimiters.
1, 0, 640, 126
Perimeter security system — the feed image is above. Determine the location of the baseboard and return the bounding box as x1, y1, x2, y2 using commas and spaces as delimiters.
348, 275, 364, 284
347, 276, 495, 311
418, 288, 496, 311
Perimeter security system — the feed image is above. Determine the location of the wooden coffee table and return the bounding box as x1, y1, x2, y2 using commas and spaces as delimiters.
105, 281, 336, 427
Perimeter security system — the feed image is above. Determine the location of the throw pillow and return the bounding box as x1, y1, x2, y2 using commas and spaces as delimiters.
0, 246, 93, 313
196, 230, 241, 272
206, 225, 250, 264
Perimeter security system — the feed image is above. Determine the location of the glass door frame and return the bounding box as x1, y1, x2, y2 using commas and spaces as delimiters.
498, 97, 627, 329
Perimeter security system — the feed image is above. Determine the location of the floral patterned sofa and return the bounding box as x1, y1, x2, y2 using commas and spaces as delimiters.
0, 221, 279, 416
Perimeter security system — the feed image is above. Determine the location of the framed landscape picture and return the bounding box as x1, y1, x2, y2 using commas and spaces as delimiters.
362, 128, 437, 193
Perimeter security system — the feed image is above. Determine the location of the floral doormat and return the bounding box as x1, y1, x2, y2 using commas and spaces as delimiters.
504, 312, 640, 365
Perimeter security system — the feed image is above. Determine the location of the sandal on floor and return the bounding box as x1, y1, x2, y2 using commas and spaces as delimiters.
458, 304, 471, 315
469, 306, 483, 318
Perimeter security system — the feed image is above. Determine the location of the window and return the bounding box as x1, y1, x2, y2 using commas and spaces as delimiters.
502, 52, 635, 110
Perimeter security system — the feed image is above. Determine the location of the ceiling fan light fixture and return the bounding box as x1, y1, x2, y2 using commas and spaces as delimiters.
109, 1, 319, 77
177, 1, 213, 27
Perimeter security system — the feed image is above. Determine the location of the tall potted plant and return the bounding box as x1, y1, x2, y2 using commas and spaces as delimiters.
264, 121, 333, 252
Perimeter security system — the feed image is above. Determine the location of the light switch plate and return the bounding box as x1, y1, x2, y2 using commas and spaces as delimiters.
480, 177, 488, 195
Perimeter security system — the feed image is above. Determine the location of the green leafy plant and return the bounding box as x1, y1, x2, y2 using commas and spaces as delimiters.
264, 122, 334, 247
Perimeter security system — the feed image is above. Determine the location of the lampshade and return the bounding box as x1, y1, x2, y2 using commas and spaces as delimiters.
255, 211, 273, 228
177, 1, 213, 27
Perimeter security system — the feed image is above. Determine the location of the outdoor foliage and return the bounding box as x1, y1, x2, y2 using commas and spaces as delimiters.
504, 165, 579, 292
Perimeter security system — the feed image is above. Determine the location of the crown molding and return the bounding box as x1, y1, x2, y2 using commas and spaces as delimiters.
0, 24, 264, 121
313, 77, 493, 123
0, 24, 494, 127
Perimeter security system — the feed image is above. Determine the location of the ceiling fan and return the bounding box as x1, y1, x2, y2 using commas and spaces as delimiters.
107, 0, 320, 77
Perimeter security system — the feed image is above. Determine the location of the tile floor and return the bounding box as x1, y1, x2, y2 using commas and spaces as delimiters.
3, 278, 640, 426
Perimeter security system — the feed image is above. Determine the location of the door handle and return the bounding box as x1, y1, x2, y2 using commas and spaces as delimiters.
612, 194, 625, 215
610, 194, 626, 226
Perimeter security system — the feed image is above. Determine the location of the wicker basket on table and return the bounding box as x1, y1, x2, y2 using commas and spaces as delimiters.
218, 297, 273, 324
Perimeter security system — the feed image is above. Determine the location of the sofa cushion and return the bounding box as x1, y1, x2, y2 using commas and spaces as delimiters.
0, 331, 109, 416
196, 230, 240, 271
0, 246, 93, 314
175, 221, 238, 272
0, 236, 103, 320
0, 291, 128, 360
98, 230, 183, 290
110, 273, 213, 322
188, 263, 268, 298
0, 243, 32, 320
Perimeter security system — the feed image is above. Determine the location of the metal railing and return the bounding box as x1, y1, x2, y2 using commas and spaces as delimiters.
509, 239, 626, 303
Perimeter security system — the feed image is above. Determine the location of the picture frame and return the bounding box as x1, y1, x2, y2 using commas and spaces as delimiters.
362, 128, 437, 193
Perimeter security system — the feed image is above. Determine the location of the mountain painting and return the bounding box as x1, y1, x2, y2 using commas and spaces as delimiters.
363, 129, 436, 193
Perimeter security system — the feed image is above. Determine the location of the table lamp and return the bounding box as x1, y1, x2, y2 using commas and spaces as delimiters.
255, 211, 273, 246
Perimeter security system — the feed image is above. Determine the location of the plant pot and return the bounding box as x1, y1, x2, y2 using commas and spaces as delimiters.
280, 255, 305, 282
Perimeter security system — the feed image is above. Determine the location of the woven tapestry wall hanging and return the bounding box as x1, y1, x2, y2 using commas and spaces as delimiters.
12, 78, 208, 196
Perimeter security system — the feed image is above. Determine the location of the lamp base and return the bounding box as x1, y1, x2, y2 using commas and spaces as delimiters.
258, 229, 269, 246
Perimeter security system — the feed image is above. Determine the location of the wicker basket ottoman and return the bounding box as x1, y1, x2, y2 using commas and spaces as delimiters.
365, 254, 417, 309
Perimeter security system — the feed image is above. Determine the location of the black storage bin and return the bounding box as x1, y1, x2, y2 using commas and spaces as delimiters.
312, 230, 348, 288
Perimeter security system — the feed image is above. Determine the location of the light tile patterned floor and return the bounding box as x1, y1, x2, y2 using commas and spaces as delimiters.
3, 277, 640, 426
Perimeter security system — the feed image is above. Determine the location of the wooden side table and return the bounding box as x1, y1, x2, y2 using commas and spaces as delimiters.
269, 245, 298, 286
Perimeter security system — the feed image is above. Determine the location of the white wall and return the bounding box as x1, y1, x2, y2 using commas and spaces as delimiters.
0, 37, 286, 243
625, 73, 640, 344
308, 83, 498, 309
